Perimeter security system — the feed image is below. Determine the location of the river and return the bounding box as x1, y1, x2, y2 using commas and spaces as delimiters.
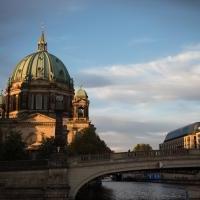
76, 181, 200, 200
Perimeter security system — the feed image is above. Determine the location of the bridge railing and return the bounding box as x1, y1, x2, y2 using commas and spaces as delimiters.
74, 149, 200, 163
76, 153, 111, 162
0, 150, 199, 169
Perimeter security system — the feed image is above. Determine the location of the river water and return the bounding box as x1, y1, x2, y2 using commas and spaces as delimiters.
76, 181, 200, 200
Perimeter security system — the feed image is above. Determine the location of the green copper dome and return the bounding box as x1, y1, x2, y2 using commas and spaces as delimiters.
11, 33, 72, 85
75, 88, 88, 98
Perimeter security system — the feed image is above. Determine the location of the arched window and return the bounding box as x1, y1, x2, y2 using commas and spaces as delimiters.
20, 92, 27, 109
36, 94, 42, 110
78, 107, 84, 118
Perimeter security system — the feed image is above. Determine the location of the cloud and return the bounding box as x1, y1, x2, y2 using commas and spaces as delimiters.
80, 50, 200, 104
99, 131, 131, 152
92, 115, 184, 151
93, 115, 177, 134
183, 43, 200, 51
77, 48, 200, 151
74, 73, 113, 88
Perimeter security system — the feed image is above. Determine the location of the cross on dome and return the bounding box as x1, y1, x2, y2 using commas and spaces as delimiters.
37, 31, 47, 51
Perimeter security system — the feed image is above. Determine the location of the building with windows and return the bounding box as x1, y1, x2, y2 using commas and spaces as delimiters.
159, 122, 200, 150
0, 33, 91, 149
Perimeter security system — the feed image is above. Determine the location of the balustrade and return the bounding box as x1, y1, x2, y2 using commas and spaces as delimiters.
0, 149, 199, 170
75, 149, 200, 163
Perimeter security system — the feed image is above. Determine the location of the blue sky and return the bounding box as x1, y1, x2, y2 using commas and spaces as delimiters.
1, 0, 200, 151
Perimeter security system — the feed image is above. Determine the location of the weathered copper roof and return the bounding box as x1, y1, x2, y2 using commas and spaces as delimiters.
11, 33, 72, 85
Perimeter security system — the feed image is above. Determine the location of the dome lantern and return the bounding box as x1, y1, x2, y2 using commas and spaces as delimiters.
37, 31, 47, 51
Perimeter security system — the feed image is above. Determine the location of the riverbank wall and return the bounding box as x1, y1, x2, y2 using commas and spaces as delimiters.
0, 160, 70, 200
117, 170, 200, 185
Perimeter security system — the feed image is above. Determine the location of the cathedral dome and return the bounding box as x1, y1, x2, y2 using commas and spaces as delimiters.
75, 88, 88, 98
11, 32, 72, 85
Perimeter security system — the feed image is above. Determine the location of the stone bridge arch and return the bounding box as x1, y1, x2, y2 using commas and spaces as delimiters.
68, 159, 160, 199
67, 151, 200, 199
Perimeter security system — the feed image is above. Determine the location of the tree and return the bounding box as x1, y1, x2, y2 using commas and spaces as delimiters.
0, 131, 27, 161
68, 126, 111, 155
37, 137, 56, 159
133, 144, 153, 152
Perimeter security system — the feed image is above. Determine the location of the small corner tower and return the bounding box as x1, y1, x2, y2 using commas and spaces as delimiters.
73, 87, 89, 120
67, 87, 90, 143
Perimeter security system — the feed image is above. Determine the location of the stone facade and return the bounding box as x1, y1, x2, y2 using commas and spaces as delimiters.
0, 166, 70, 200
184, 132, 200, 149
160, 137, 184, 151
0, 33, 91, 149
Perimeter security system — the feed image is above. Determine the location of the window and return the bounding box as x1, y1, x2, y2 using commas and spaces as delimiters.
36, 94, 42, 110
21, 93, 27, 109
43, 95, 48, 110
28, 94, 34, 110
31, 94, 34, 109
78, 107, 84, 118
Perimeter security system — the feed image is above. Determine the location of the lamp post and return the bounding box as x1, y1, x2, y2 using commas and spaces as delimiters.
54, 95, 67, 153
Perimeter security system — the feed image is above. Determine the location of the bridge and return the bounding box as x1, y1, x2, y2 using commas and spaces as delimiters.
0, 149, 200, 200
68, 149, 200, 199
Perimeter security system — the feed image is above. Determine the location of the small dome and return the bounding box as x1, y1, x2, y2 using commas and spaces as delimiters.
11, 33, 72, 86
75, 88, 88, 98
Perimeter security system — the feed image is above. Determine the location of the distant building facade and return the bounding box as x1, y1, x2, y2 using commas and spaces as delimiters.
0, 33, 91, 149
160, 122, 200, 150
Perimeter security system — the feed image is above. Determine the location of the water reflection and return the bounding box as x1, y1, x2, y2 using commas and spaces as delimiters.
103, 182, 186, 200
76, 184, 115, 200
76, 181, 200, 200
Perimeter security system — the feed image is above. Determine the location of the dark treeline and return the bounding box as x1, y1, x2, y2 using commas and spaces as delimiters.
0, 126, 111, 161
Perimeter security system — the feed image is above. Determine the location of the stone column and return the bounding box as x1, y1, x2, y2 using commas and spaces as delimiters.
196, 133, 200, 149
16, 94, 19, 110
190, 135, 195, 149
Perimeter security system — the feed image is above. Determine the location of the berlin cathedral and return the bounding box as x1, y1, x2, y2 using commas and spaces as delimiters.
0, 32, 91, 150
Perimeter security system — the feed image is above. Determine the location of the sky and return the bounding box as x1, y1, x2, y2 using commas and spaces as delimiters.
1, 0, 200, 151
